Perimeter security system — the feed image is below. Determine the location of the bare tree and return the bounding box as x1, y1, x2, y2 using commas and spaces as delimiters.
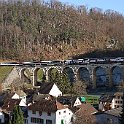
72, 80, 87, 95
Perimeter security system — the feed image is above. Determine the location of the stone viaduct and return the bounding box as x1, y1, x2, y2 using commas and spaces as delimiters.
16, 62, 124, 89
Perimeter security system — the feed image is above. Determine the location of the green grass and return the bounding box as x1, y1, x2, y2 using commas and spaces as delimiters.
0, 66, 13, 83
37, 69, 44, 81
37, 68, 58, 81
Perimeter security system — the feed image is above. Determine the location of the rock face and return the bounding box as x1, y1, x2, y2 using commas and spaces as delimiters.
2, 67, 20, 90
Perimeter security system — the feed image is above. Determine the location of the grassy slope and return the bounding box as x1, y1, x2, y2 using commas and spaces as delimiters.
0, 66, 13, 83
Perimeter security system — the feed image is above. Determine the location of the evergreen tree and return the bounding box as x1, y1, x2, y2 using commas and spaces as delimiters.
57, 73, 71, 94
42, 74, 46, 83
54, 71, 61, 83
49, 71, 56, 83
119, 91, 124, 124
49, 70, 60, 83
11, 105, 24, 124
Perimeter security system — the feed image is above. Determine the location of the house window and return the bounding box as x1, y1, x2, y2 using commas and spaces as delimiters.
32, 111, 36, 114
46, 119, 52, 124
118, 96, 120, 99
39, 111, 42, 116
31, 117, 36, 123
39, 119, 44, 124
24, 118, 28, 124
63, 110, 66, 113
59, 112, 61, 115
31, 117, 44, 124
47, 112, 51, 116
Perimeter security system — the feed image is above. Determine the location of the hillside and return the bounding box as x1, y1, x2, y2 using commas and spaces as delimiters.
0, 66, 13, 84
0, 0, 124, 61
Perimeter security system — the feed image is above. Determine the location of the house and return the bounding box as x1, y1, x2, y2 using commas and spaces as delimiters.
0, 108, 4, 124
38, 83, 62, 97
99, 92, 123, 111
11, 90, 27, 103
99, 94, 113, 111
71, 103, 98, 124
111, 92, 123, 108
95, 107, 122, 124
28, 99, 73, 124
1, 90, 27, 106
2, 99, 22, 114
0, 90, 26, 110
1, 98, 28, 124
0, 91, 9, 107
57, 96, 82, 107
1, 99, 22, 123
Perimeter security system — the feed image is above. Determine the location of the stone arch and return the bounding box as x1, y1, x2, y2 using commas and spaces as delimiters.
77, 67, 90, 83
47, 67, 60, 82
33, 68, 45, 83
93, 66, 107, 87
20, 68, 31, 83
111, 66, 123, 85
63, 67, 75, 83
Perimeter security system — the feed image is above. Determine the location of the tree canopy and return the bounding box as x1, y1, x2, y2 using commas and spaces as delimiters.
0, 0, 124, 60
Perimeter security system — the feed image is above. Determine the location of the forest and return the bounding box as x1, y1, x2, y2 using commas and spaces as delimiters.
0, 0, 124, 61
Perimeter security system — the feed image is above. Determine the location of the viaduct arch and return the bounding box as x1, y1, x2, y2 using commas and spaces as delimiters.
19, 63, 124, 89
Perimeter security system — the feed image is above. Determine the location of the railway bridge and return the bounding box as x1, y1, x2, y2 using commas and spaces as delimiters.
16, 62, 124, 89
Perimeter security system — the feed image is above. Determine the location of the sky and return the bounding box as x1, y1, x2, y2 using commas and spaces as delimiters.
58, 0, 124, 15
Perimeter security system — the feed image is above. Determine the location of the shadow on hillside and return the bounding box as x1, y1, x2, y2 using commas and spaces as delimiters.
72, 49, 124, 59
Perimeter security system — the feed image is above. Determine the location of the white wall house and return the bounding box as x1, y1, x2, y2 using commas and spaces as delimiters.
49, 84, 62, 97
28, 110, 56, 124
19, 99, 27, 107
39, 83, 62, 98
12, 90, 27, 104
73, 98, 82, 107
57, 96, 82, 107
11, 92, 27, 106
11, 93, 20, 99
0, 111, 4, 124
28, 100, 73, 124
111, 92, 123, 109
99, 92, 123, 111
55, 108, 73, 124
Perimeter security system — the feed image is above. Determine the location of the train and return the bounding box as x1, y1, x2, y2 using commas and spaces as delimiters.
0, 57, 124, 66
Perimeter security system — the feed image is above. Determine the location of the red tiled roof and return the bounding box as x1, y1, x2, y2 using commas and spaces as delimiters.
2, 99, 21, 112
74, 103, 97, 124
28, 99, 66, 112
56, 101, 67, 110
75, 103, 98, 115
114, 92, 123, 96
